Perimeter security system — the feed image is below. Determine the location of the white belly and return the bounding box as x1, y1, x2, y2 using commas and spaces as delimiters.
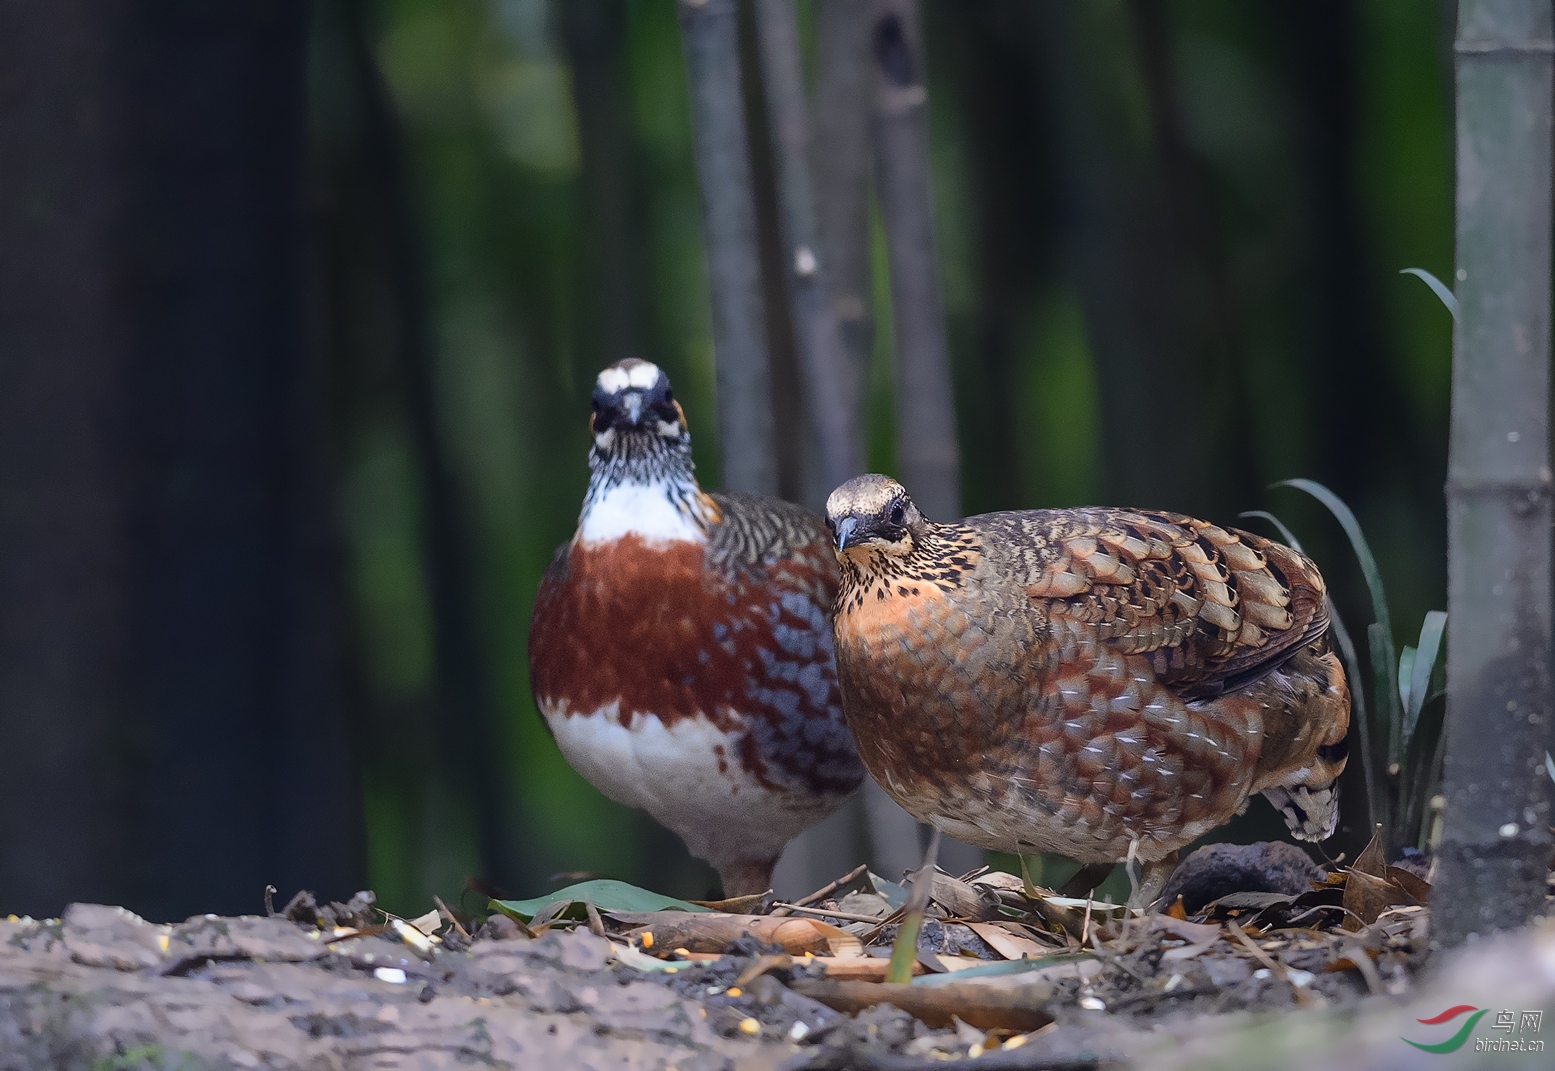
540, 699, 842, 869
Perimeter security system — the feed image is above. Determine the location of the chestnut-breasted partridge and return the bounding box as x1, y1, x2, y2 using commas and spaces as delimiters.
528, 359, 863, 896
824, 474, 1350, 901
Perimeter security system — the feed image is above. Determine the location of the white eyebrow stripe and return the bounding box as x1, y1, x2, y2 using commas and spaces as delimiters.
597, 362, 662, 393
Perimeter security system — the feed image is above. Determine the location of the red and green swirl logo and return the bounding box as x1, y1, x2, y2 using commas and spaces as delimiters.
1403, 1006, 1489, 1053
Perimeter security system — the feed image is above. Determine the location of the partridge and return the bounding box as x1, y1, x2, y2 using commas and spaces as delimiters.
824, 474, 1350, 901
528, 359, 863, 896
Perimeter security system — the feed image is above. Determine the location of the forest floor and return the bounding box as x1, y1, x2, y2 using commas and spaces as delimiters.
2, 847, 1552, 1070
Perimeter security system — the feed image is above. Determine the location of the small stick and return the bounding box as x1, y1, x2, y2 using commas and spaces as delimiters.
769, 902, 894, 925
584, 899, 607, 940
771, 863, 870, 916
886, 829, 941, 984
1228, 919, 1312, 1007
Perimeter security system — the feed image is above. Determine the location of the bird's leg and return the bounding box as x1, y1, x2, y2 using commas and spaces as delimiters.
716, 858, 777, 899
1130, 850, 1179, 913
1057, 862, 1117, 899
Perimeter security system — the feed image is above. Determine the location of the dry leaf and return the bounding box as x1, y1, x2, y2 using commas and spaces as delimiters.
926, 871, 1003, 921
1384, 865, 1431, 903
969, 871, 1030, 895
813, 955, 924, 980
1340, 869, 1408, 930
611, 911, 862, 957
966, 922, 1053, 961
791, 979, 1055, 1032
1351, 825, 1387, 878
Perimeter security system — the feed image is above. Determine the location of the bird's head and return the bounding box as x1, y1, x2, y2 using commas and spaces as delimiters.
825, 474, 927, 561
590, 359, 688, 454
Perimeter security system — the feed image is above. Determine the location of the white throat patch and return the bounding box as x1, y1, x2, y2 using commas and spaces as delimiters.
579, 477, 705, 546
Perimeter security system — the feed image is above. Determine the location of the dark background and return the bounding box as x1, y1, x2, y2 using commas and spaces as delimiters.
0, 0, 1454, 921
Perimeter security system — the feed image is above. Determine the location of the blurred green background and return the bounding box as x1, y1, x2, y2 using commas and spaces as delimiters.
308, 0, 1454, 914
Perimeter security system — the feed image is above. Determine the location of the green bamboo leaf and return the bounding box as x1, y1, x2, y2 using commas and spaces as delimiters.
912, 953, 1094, 986
1399, 267, 1461, 322
1405, 611, 1447, 745
490, 880, 710, 922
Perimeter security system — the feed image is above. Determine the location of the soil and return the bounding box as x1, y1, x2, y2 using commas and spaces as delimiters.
3, 896, 1552, 1070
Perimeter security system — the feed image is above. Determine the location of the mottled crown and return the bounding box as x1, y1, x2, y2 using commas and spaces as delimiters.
826, 474, 911, 525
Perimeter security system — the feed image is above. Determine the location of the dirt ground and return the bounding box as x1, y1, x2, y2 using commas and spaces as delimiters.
2, 894, 1553, 1071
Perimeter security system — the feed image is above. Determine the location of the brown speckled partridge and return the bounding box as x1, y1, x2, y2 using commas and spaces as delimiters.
824, 474, 1351, 901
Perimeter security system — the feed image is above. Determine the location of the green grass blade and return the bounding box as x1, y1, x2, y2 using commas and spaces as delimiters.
1399, 267, 1461, 322
1405, 611, 1447, 746
1367, 622, 1403, 837
1402, 689, 1446, 849
1242, 508, 1380, 830
1238, 510, 1306, 553
1274, 479, 1401, 777
1397, 645, 1417, 714
1272, 480, 1393, 646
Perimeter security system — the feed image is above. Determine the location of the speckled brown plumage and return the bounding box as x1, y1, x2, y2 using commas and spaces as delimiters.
825, 475, 1350, 894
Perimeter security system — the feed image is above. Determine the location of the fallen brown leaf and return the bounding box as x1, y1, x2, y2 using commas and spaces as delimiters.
1341, 869, 1410, 931
609, 912, 862, 957
789, 979, 1054, 1032
966, 922, 1055, 961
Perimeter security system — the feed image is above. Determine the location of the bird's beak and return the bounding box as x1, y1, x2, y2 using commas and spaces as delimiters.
621, 393, 643, 427
834, 516, 858, 552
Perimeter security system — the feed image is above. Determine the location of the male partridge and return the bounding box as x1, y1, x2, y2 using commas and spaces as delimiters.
528, 359, 863, 896
824, 474, 1350, 901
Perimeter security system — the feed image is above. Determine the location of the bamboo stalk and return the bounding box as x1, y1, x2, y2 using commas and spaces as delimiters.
1434, 0, 1554, 946
812, 0, 875, 422
751, 0, 863, 492
867, 0, 960, 523
676, 0, 777, 494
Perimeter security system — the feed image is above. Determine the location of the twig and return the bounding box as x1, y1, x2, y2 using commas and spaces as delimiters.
1337, 940, 1385, 995
1228, 919, 1311, 1006
770, 902, 893, 925
771, 863, 869, 917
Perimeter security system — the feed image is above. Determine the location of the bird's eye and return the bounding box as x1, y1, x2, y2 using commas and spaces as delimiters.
663, 387, 673, 402
888, 502, 905, 526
